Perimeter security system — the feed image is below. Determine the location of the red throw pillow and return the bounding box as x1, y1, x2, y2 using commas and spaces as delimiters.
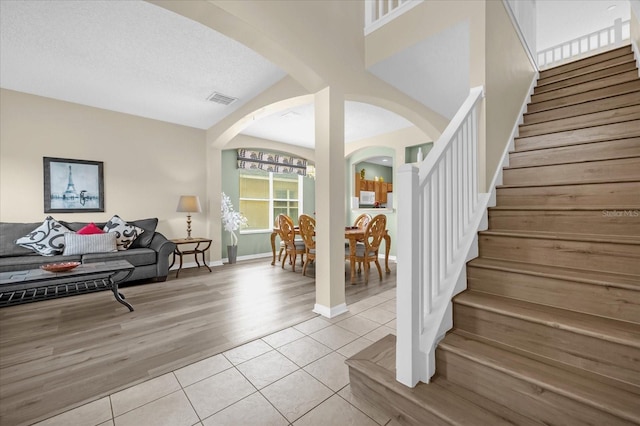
77, 222, 105, 235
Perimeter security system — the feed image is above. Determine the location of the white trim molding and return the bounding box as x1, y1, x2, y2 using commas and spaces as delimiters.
313, 302, 348, 318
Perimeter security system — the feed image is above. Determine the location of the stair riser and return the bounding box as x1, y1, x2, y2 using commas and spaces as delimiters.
502, 157, 640, 186
488, 209, 640, 235
527, 80, 640, 114
452, 304, 640, 386
478, 234, 640, 275
524, 91, 640, 125
531, 70, 639, 104
515, 120, 640, 152
466, 266, 640, 323
496, 182, 640, 207
349, 369, 443, 426
436, 348, 636, 426
518, 106, 640, 138
535, 61, 639, 94
539, 47, 633, 80
509, 138, 640, 168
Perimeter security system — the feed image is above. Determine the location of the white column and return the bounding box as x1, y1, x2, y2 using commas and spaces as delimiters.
313, 86, 348, 318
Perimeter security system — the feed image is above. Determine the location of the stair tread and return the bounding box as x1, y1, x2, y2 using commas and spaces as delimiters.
535, 60, 639, 94
518, 107, 640, 138
526, 80, 640, 114
346, 335, 539, 426
480, 229, 640, 244
439, 332, 640, 423
505, 154, 640, 169
497, 178, 640, 189
453, 291, 640, 346
430, 377, 544, 426
489, 205, 640, 211
514, 120, 640, 150
539, 45, 633, 79
467, 257, 640, 290
523, 91, 640, 125
508, 138, 640, 169
531, 69, 640, 104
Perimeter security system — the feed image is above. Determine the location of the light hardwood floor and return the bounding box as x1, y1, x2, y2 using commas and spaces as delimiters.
0, 257, 396, 426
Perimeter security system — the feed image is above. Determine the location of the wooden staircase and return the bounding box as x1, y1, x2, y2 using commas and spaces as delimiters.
346, 45, 640, 425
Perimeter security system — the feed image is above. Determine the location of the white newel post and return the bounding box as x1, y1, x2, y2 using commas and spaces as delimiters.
614, 18, 623, 46
396, 164, 427, 387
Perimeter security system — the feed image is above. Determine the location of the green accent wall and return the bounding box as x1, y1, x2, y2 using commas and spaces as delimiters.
220, 149, 315, 258
355, 161, 393, 183
405, 142, 433, 163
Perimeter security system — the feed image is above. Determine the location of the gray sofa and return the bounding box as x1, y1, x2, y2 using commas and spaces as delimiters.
0, 218, 176, 283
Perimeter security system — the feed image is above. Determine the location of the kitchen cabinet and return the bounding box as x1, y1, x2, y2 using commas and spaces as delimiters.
355, 173, 392, 204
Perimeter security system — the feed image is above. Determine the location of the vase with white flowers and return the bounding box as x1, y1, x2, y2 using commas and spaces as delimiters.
221, 192, 248, 264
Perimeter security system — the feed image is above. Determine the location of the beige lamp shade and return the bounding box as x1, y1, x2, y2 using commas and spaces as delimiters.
176, 195, 202, 213
177, 195, 201, 239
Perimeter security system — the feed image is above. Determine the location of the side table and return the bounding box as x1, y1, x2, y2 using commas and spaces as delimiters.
169, 237, 212, 278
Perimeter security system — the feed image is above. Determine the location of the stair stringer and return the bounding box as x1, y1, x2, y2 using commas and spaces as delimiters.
631, 37, 640, 78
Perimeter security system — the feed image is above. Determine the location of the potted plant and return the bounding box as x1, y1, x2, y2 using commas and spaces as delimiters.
221, 192, 248, 264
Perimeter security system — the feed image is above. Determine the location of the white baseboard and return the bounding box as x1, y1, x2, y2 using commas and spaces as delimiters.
169, 261, 205, 270
170, 252, 274, 270
313, 303, 348, 318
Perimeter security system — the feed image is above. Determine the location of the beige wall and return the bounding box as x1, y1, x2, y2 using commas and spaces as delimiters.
484, 0, 536, 190
0, 89, 207, 241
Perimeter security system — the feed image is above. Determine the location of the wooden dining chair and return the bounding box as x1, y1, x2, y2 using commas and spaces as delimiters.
277, 214, 305, 271
353, 213, 372, 229
345, 214, 386, 284
298, 214, 316, 276
275, 216, 286, 262
349, 213, 372, 272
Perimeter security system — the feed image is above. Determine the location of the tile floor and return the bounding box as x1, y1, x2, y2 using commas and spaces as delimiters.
35, 289, 399, 426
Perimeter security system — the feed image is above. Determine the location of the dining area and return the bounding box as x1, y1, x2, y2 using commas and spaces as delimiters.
270, 213, 391, 284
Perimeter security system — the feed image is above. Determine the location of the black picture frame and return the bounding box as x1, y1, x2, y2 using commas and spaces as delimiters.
43, 157, 104, 213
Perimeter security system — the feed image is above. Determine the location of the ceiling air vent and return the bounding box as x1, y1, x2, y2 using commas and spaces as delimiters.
206, 92, 238, 106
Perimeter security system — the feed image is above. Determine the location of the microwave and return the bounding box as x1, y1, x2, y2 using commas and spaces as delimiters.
360, 191, 375, 205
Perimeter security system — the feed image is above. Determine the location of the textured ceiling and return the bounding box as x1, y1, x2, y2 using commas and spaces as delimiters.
0, 0, 286, 130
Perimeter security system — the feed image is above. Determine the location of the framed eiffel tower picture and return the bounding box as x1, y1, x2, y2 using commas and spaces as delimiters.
43, 157, 104, 213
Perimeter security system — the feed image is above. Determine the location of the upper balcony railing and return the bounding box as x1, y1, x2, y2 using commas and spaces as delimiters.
538, 18, 630, 69
364, 0, 424, 35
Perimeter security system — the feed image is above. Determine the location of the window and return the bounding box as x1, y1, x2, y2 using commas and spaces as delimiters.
239, 170, 302, 232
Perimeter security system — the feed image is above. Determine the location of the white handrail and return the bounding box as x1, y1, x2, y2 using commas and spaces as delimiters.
537, 18, 630, 69
396, 86, 488, 387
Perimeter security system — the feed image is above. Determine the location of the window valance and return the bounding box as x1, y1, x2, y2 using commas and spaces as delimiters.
237, 149, 307, 176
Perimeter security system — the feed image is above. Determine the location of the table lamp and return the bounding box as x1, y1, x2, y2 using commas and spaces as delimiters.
176, 195, 202, 239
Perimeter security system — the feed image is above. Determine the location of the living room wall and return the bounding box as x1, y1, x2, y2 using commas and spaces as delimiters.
0, 89, 207, 241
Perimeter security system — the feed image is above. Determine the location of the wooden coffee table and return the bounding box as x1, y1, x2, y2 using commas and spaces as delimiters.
0, 260, 135, 311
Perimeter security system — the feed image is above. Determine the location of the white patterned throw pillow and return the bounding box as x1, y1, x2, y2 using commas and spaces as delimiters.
63, 232, 117, 255
16, 216, 71, 256
103, 215, 144, 250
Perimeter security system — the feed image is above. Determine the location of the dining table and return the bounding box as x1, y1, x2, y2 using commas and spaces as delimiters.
270, 226, 391, 283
